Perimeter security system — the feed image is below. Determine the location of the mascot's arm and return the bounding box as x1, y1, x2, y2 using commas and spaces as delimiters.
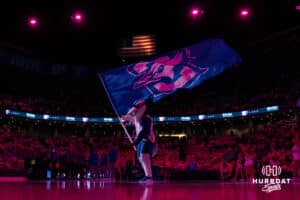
133, 116, 152, 146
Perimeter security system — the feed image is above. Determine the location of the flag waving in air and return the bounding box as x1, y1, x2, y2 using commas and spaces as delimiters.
100, 38, 241, 115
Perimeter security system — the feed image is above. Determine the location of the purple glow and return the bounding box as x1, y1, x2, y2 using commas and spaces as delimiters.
192, 9, 199, 15
296, 5, 300, 11
72, 12, 84, 23
190, 7, 203, 18
75, 14, 81, 20
240, 9, 250, 18
28, 17, 38, 27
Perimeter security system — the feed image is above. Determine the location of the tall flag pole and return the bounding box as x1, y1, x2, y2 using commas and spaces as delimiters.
99, 77, 136, 150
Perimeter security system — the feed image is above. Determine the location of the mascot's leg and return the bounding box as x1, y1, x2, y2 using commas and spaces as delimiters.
139, 154, 153, 185
140, 154, 152, 177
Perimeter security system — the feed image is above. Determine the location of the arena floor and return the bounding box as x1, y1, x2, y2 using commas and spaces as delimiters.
0, 179, 299, 200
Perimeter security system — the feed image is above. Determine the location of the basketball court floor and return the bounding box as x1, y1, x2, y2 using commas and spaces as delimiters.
0, 179, 299, 200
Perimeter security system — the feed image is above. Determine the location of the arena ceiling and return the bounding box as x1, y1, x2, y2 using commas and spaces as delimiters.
0, 0, 299, 66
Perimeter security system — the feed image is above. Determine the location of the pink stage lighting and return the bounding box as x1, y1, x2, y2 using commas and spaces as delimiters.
192, 9, 199, 15
296, 5, 300, 11
190, 7, 203, 18
28, 17, 38, 27
240, 8, 250, 18
71, 12, 84, 23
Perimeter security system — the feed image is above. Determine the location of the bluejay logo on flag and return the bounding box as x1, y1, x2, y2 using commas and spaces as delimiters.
100, 38, 241, 115
126, 48, 208, 98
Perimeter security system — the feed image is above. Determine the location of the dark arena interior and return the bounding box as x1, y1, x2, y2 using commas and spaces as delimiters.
1, 0, 300, 199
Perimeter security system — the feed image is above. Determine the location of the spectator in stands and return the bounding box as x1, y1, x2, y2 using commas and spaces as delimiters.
219, 144, 239, 181
244, 149, 256, 180
234, 152, 245, 181
108, 142, 118, 178
291, 126, 300, 178
99, 146, 109, 177
89, 147, 99, 177
295, 97, 300, 126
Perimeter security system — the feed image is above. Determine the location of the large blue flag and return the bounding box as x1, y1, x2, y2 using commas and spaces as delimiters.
100, 38, 241, 115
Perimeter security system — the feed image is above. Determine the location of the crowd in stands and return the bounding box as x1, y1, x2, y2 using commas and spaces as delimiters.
0, 110, 299, 181
1, 79, 299, 118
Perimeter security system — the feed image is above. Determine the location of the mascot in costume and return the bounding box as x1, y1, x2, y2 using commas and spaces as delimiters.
122, 100, 158, 185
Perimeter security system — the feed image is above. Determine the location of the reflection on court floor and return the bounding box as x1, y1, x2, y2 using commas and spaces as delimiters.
0, 180, 299, 200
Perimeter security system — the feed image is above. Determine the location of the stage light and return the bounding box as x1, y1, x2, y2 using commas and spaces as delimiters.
242, 111, 248, 116
71, 12, 84, 24
82, 117, 88, 122
191, 9, 199, 15
28, 17, 38, 27
240, 8, 250, 18
296, 5, 300, 11
189, 7, 204, 18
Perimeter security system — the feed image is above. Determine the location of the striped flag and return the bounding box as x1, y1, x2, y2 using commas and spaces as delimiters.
118, 34, 156, 58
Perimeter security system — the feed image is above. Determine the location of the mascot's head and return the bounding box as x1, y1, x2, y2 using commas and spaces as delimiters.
123, 99, 153, 123
127, 100, 147, 121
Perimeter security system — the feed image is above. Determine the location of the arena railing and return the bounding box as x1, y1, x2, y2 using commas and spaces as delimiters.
5, 105, 279, 123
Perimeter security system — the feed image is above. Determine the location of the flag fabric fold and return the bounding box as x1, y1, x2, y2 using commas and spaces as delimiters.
100, 38, 241, 115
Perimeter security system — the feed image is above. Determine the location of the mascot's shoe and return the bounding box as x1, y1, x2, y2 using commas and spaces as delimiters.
139, 176, 153, 185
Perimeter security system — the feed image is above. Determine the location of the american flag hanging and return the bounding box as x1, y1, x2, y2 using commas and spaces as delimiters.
118, 34, 156, 58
